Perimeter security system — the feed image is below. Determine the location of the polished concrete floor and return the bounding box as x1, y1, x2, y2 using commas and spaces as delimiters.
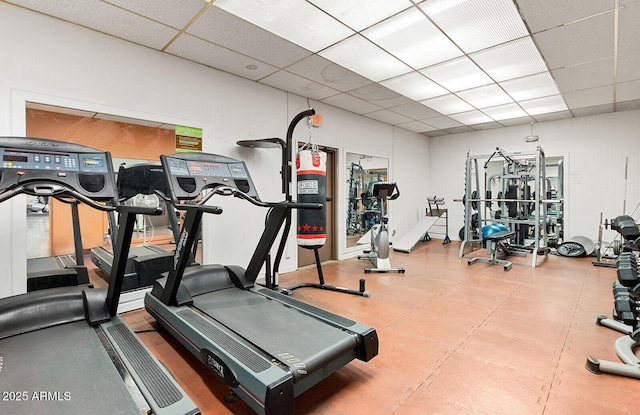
90, 241, 640, 414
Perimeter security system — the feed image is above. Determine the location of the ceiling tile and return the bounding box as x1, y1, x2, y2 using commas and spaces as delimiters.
187, 7, 311, 68
389, 102, 443, 120
446, 126, 475, 134
166, 34, 278, 81
499, 72, 559, 101
448, 110, 493, 125
482, 102, 529, 120
520, 95, 568, 115
364, 110, 413, 125
617, 98, 640, 111
551, 58, 614, 93
7, 0, 178, 49
104, 0, 207, 29
285, 55, 373, 92
348, 84, 413, 108
563, 85, 614, 109
420, 94, 475, 115
531, 111, 573, 122
498, 115, 535, 126
320, 35, 413, 82
456, 84, 513, 108
420, 0, 528, 53
616, 79, 640, 102
422, 129, 451, 137
380, 72, 448, 101
470, 37, 548, 82
396, 120, 438, 133
618, 2, 640, 54
259, 71, 340, 100
424, 116, 464, 129
320, 93, 383, 115
363, 7, 462, 69
617, 51, 640, 83
515, 0, 614, 33
420, 57, 493, 92
309, 0, 413, 31
213, 0, 353, 52
571, 104, 614, 117
533, 11, 615, 70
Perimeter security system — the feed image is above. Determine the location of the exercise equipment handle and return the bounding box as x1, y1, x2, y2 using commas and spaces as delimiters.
389, 183, 400, 200
159, 185, 321, 214
284, 108, 316, 201
0, 181, 117, 212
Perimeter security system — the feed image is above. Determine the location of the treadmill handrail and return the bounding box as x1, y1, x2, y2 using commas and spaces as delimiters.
161, 185, 322, 213
0, 180, 117, 212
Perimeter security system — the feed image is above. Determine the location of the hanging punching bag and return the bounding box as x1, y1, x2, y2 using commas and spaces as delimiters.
297, 148, 327, 249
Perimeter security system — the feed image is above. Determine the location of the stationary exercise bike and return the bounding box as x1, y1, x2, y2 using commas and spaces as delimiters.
358, 182, 405, 273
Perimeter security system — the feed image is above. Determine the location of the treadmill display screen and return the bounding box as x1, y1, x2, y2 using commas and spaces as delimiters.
166, 157, 189, 176
187, 161, 231, 177
228, 163, 249, 179
79, 155, 109, 173
3, 154, 28, 163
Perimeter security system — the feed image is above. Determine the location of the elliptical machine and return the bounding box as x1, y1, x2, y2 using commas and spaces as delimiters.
358, 182, 405, 273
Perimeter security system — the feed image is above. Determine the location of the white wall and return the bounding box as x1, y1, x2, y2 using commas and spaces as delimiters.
428, 110, 640, 245
0, 4, 430, 297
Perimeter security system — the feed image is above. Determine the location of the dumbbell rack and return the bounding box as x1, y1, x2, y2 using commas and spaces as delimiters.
587, 216, 640, 379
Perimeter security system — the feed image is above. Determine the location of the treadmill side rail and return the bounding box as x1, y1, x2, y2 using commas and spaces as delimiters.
101, 317, 200, 415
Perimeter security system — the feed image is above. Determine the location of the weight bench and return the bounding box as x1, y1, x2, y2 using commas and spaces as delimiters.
467, 230, 515, 271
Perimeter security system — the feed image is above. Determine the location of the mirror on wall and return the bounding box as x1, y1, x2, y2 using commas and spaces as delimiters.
346, 153, 389, 249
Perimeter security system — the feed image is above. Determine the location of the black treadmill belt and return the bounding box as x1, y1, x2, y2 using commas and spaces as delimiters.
27, 256, 66, 273
107, 322, 182, 408
193, 289, 357, 380
0, 321, 143, 415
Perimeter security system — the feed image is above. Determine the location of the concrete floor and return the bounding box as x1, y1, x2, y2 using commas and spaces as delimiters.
96, 240, 640, 415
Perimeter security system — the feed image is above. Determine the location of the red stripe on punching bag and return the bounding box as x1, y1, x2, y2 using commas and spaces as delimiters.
297, 149, 326, 249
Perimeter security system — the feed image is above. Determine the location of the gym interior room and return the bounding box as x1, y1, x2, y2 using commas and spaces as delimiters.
1, 1, 640, 414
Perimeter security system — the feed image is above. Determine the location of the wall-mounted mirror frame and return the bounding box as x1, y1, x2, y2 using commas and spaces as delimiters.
343, 151, 389, 255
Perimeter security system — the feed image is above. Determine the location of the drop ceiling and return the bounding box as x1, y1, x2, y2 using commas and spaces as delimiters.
5, 0, 640, 136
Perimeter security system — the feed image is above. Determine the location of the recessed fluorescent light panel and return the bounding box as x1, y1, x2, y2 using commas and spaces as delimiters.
363, 8, 462, 69
482, 102, 529, 120
500, 72, 560, 101
420, 0, 528, 53
214, 0, 353, 52
381, 72, 448, 101
456, 84, 513, 108
448, 110, 493, 125
421, 93, 475, 115
320, 35, 412, 82
471, 37, 548, 82
420, 56, 493, 92
308, 0, 413, 31
519, 95, 568, 115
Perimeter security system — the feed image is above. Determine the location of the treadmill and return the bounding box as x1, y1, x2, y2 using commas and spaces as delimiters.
91, 163, 190, 290
145, 151, 378, 415
27, 195, 91, 291
0, 137, 198, 415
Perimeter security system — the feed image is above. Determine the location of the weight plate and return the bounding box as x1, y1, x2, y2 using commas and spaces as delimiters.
557, 241, 586, 257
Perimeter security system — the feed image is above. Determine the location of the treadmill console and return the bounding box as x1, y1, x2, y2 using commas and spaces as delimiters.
0, 137, 117, 201
162, 153, 259, 200
117, 163, 168, 200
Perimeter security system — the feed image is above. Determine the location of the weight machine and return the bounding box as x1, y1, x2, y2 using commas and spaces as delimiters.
459, 146, 562, 269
